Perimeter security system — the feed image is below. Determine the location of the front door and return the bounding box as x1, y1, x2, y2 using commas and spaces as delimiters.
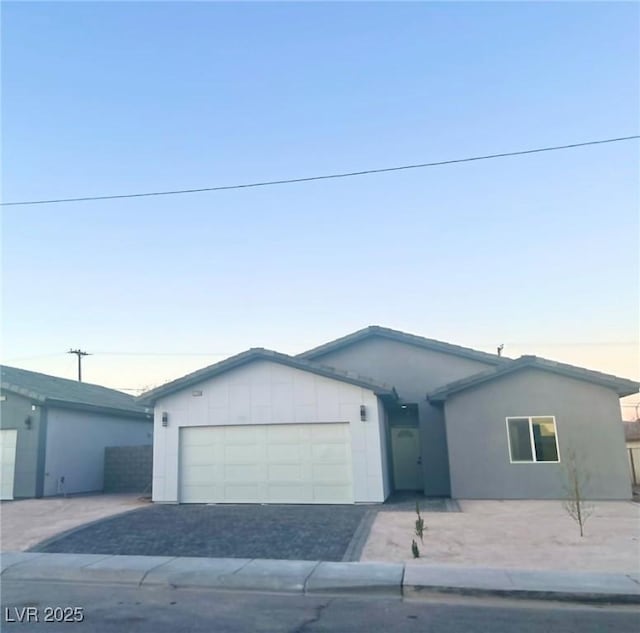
391, 426, 422, 490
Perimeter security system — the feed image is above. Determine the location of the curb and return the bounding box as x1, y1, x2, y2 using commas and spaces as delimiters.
1, 552, 638, 604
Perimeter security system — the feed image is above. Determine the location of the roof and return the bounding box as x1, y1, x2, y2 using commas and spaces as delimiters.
138, 348, 398, 405
624, 421, 640, 443
1, 365, 151, 419
427, 355, 640, 403
298, 325, 509, 367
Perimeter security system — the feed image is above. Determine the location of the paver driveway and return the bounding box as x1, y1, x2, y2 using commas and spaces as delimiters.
31, 504, 372, 562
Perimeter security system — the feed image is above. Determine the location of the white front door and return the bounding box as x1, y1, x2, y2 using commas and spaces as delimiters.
0, 429, 18, 500
179, 423, 353, 504
391, 426, 422, 490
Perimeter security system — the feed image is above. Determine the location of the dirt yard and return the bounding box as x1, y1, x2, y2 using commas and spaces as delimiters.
0, 493, 150, 551
361, 500, 640, 573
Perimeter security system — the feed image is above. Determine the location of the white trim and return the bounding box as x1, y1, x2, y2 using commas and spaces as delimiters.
506, 415, 560, 464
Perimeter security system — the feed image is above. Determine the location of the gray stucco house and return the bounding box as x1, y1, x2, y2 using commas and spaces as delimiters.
141, 326, 638, 504
0, 366, 153, 500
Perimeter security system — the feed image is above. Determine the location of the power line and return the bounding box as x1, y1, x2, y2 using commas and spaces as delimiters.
93, 352, 231, 357
3, 341, 636, 364
2, 135, 638, 207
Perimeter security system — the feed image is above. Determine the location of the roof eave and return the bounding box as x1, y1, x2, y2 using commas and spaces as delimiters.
426, 359, 640, 402
44, 398, 152, 420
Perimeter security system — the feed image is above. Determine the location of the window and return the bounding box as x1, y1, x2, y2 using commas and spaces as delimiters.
506, 416, 559, 463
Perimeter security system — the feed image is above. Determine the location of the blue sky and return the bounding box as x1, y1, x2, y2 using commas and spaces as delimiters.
1, 2, 638, 414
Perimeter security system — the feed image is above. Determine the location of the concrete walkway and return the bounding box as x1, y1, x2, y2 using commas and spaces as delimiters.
1, 552, 639, 604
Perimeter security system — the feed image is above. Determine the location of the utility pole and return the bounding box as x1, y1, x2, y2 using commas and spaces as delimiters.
67, 349, 90, 382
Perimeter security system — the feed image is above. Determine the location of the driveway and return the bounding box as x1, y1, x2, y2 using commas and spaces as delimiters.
0, 494, 149, 552
30, 504, 372, 562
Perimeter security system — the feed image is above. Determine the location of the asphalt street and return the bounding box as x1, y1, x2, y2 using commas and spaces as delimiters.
2, 580, 638, 633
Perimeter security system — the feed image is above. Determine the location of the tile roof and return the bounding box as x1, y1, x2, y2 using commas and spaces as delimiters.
1, 365, 150, 418
138, 348, 398, 405
298, 325, 508, 366
427, 355, 640, 402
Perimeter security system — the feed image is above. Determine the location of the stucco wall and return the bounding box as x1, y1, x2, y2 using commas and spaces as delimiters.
0, 392, 46, 498
444, 368, 632, 499
152, 360, 387, 504
305, 336, 497, 496
44, 408, 153, 496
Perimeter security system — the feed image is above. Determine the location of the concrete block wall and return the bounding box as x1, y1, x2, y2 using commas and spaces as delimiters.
104, 445, 153, 494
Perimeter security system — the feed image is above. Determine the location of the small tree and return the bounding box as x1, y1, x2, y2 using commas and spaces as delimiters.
562, 448, 593, 537
410, 502, 426, 558
414, 501, 425, 543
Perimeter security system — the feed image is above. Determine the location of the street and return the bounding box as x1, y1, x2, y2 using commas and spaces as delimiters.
1, 580, 638, 632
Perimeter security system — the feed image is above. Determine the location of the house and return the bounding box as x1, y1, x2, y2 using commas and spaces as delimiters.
140, 326, 638, 504
0, 365, 153, 500
623, 420, 640, 486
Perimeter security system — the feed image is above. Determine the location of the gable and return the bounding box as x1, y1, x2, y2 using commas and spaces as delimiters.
300, 326, 505, 366
428, 355, 639, 402
139, 348, 396, 406
297, 334, 499, 398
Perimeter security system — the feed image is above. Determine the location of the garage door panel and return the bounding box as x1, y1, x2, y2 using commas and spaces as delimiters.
267, 444, 301, 462
181, 484, 224, 503
311, 444, 350, 462
181, 464, 219, 485
266, 484, 313, 503
183, 445, 216, 463
312, 463, 351, 482
267, 463, 303, 481
224, 483, 262, 501
224, 426, 264, 444
181, 427, 215, 446
224, 464, 262, 481
0, 430, 17, 501
179, 423, 352, 504
313, 484, 351, 503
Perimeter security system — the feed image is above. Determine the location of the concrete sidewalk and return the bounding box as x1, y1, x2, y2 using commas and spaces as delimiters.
1, 552, 639, 604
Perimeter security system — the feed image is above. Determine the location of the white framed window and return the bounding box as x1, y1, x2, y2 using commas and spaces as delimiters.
506, 416, 559, 463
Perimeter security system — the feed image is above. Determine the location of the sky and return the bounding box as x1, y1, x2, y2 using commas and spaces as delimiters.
1, 2, 639, 417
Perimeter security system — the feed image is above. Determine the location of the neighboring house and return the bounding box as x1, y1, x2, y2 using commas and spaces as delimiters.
0, 366, 153, 500
623, 420, 640, 485
140, 326, 638, 505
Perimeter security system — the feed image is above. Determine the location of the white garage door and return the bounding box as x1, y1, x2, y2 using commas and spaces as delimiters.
0, 429, 18, 500
179, 423, 353, 504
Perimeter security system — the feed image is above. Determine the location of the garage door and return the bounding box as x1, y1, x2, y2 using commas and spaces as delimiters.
179, 423, 353, 504
0, 429, 17, 500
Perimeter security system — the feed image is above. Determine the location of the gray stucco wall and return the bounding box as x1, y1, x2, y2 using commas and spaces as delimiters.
444, 368, 632, 500
306, 336, 497, 496
0, 392, 46, 498
44, 408, 153, 496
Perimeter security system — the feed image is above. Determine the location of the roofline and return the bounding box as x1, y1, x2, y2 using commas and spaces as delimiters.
137, 348, 398, 406
44, 398, 152, 420
297, 325, 508, 366
428, 355, 640, 402
1, 382, 151, 420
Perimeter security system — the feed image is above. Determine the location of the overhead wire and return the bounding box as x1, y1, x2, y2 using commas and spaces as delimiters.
2, 135, 638, 207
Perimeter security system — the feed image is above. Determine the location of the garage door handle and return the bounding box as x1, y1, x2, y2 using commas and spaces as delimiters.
417, 456, 422, 465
